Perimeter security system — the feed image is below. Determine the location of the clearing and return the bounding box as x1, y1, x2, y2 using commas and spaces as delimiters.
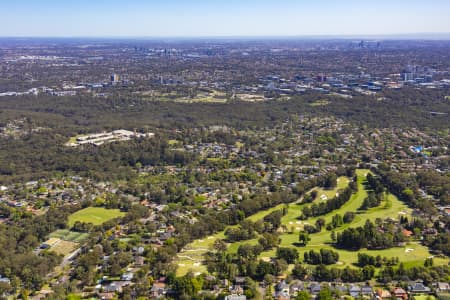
68, 207, 125, 227
49, 229, 89, 243
49, 239, 79, 257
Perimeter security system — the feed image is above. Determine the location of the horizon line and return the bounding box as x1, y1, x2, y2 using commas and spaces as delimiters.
1, 32, 450, 41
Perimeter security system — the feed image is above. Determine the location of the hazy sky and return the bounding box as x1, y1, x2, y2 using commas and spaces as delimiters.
1, 0, 450, 37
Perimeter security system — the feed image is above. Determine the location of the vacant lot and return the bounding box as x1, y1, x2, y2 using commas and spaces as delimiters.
68, 207, 125, 227
50, 239, 79, 257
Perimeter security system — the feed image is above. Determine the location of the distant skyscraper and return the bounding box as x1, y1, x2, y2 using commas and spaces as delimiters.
111, 73, 120, 84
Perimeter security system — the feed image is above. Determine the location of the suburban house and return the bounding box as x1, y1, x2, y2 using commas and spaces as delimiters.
436, 282, 450, 293
376, 289, 392, 300
392, 287, 408, 300
408, 281, 431, 294
150, 282, 167, 298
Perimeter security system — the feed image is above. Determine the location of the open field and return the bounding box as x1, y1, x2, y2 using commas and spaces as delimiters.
310, 99, 331, 107
310, 176, 350, 202
49, 229, 89, 243
176, 232, 225, 276
175, 169, 449, 276
49, 239, 79, 257
173, 90, 228, 103
68, 207, 125, 227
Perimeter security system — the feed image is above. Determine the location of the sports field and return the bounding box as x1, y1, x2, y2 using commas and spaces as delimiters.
68, 207, 125, 227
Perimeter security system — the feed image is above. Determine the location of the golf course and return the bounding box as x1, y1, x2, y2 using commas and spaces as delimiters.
176, 169, 448, 276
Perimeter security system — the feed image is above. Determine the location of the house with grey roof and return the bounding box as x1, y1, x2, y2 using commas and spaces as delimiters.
408, 282, 431, 294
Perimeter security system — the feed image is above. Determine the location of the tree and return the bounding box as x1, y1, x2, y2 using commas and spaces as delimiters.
343, 211, 355, 223
276, 247, 299, 264
292, 264, 308, 280
315, 218, 326, 231
213, 239, 227, 253
298, 231, 310, 246
258, 233, 280, 250
424, 258, 434, 267
296, 290, 312, 300
324, 173, 338, 189
331, 231, 336, 243
317, 286, 332, 300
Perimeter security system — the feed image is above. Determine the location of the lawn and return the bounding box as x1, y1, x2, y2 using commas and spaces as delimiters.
67, 135, 82, 145
68, 207, 125, 227
310, 176, 350, 202
168, 139, 180, 146
414, 295, 436, 300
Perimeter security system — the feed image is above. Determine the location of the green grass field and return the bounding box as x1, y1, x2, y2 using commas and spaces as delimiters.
68, 207, 125, 227
310, 176, 350, 201
49, 229, 89, 243
176, 233, 225, 276
414, 295, 436, 300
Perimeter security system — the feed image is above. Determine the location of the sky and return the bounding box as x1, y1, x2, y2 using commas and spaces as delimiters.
1, 0, 450, 37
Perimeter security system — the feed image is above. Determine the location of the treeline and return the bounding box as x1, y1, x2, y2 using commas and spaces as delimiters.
335, 219, 406, 250
223, 209, 285, 242
303, 249, 339, 265
326, 212, 355, 230
293, 263, 450, 284
375, 165, 438, 212
205, 242, 291, 282
360, 173, 385, 210
0, 134, 195, 184
424, 233, 450, 256
357, 253, 399, 267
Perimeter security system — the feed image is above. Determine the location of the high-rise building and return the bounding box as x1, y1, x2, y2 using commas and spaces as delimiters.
111, 73, 120, 84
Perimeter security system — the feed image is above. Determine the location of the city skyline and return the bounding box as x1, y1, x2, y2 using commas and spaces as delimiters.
1, 0, 450, 38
